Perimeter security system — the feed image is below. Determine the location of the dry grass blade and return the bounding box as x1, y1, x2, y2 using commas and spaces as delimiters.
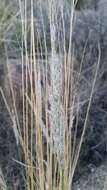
0, 168, 7, 190
104, 177, 107, 190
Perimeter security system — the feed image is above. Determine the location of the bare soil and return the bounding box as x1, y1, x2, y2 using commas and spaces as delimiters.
0, 93, 25, 190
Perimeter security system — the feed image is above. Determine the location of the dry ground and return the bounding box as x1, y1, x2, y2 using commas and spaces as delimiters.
73, 160, 107, 190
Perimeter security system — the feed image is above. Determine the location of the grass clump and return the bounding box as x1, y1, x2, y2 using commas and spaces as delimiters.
6, 1, 77, 189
